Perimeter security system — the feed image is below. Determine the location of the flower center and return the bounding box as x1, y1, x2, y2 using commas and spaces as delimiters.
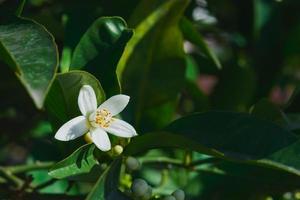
89, 109, 114, 128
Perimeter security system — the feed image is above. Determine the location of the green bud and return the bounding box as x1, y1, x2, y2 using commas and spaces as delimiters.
112, 145, 123, 156
140, 186, 152, 200
126, 156, 140, 171
131, 179, 148, 197
172, 189, 185, 200
163, 195, 176, 200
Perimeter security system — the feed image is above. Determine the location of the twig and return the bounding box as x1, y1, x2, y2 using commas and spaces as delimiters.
139, 156, 219, 169
189, 157, 220, 167
0, 167, 24, 188
139, 157, 183, 167
5, 161, 54, 174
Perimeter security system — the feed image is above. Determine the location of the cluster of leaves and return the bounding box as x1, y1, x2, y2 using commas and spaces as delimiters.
0, 0, 300, 199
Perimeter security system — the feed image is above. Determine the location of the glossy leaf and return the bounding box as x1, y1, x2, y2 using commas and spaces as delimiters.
86, 158, 122, 200
0, 16, 58, 108
124, 111, 300, 175
193, 161, 300, 199
70, 17, 133, 96
45, 70, 105, 130
116, 0, 189, 131
48, 144, 98, 179
179, 17, 221, 69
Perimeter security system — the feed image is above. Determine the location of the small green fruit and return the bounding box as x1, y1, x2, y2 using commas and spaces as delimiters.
131, 179, 148, 197
140, 186, 152, 200
163, 195, 176, 200
172, 189, 185, 200
126, 156, 140, 171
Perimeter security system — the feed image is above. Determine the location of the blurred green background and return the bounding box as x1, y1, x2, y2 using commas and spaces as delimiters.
1, 0, 300, 199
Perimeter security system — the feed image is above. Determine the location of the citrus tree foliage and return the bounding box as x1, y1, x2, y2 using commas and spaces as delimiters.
0, 0, 300, 199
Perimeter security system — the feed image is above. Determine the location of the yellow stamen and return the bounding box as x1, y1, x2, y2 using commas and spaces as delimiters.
94, 109, 114, 128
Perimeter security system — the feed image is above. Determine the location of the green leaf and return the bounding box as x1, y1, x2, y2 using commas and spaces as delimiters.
253, 0, 274, 38
48, 144, 97, 179
28, 170, 72, 194
212, 65, 256, 112
15, 0, 26, 16
185, 55, 200, 82
287, 113, 300, 132
0, 16, 58, 108
179, 17, 221, 69
124, 111, 300, 175
86, 158, 122, 200
45, 70, 105, 130
181, 80, 210, 113
286, 85, 300, 113
70, 17, 133, 96
166, 113, 296, 159
193, 161, 300, 199
116, 0, 189, 131
250, 98, 290, 128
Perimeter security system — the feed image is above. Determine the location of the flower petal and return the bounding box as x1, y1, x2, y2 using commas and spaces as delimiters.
55, 116, 88, 141
90, 128, 111, 151
105, 118, 137, 138
78, 85, 97, 116
98, 94, 129, 116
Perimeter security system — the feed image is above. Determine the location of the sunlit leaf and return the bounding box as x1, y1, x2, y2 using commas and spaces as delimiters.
48, 144, 98, 179
116, 0, 189, 131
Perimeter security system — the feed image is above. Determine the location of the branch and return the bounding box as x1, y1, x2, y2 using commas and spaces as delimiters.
0, 167, 24, 188
5, 161, 54, 174
139, 156, 219, 169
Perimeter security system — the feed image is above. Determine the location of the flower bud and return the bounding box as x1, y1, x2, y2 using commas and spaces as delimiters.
172, 189, 185, 200
125, 156, 141, 171
112, 145, 123, 156
163, 195, 176, 200
84, 133, 93, 143
131, 179, 148, 198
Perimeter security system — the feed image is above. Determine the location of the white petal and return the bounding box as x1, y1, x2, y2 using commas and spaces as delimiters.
55, 116, 88, 141
90, 128, 111, 151
98, 94, 129, 116
105, 118, 137, 138
78, 85, 97, 116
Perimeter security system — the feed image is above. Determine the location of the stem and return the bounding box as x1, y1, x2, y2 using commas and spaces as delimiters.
183, 150, 192, 166
189, 157, 220, 167
15, 0, 26, 16
5, 161, 54, 174
139, 157, 183, 167
0, 167, 24, 188
140, 156, 219, 169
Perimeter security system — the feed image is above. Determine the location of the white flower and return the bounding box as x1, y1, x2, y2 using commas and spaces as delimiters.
54, 85, 137, 151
